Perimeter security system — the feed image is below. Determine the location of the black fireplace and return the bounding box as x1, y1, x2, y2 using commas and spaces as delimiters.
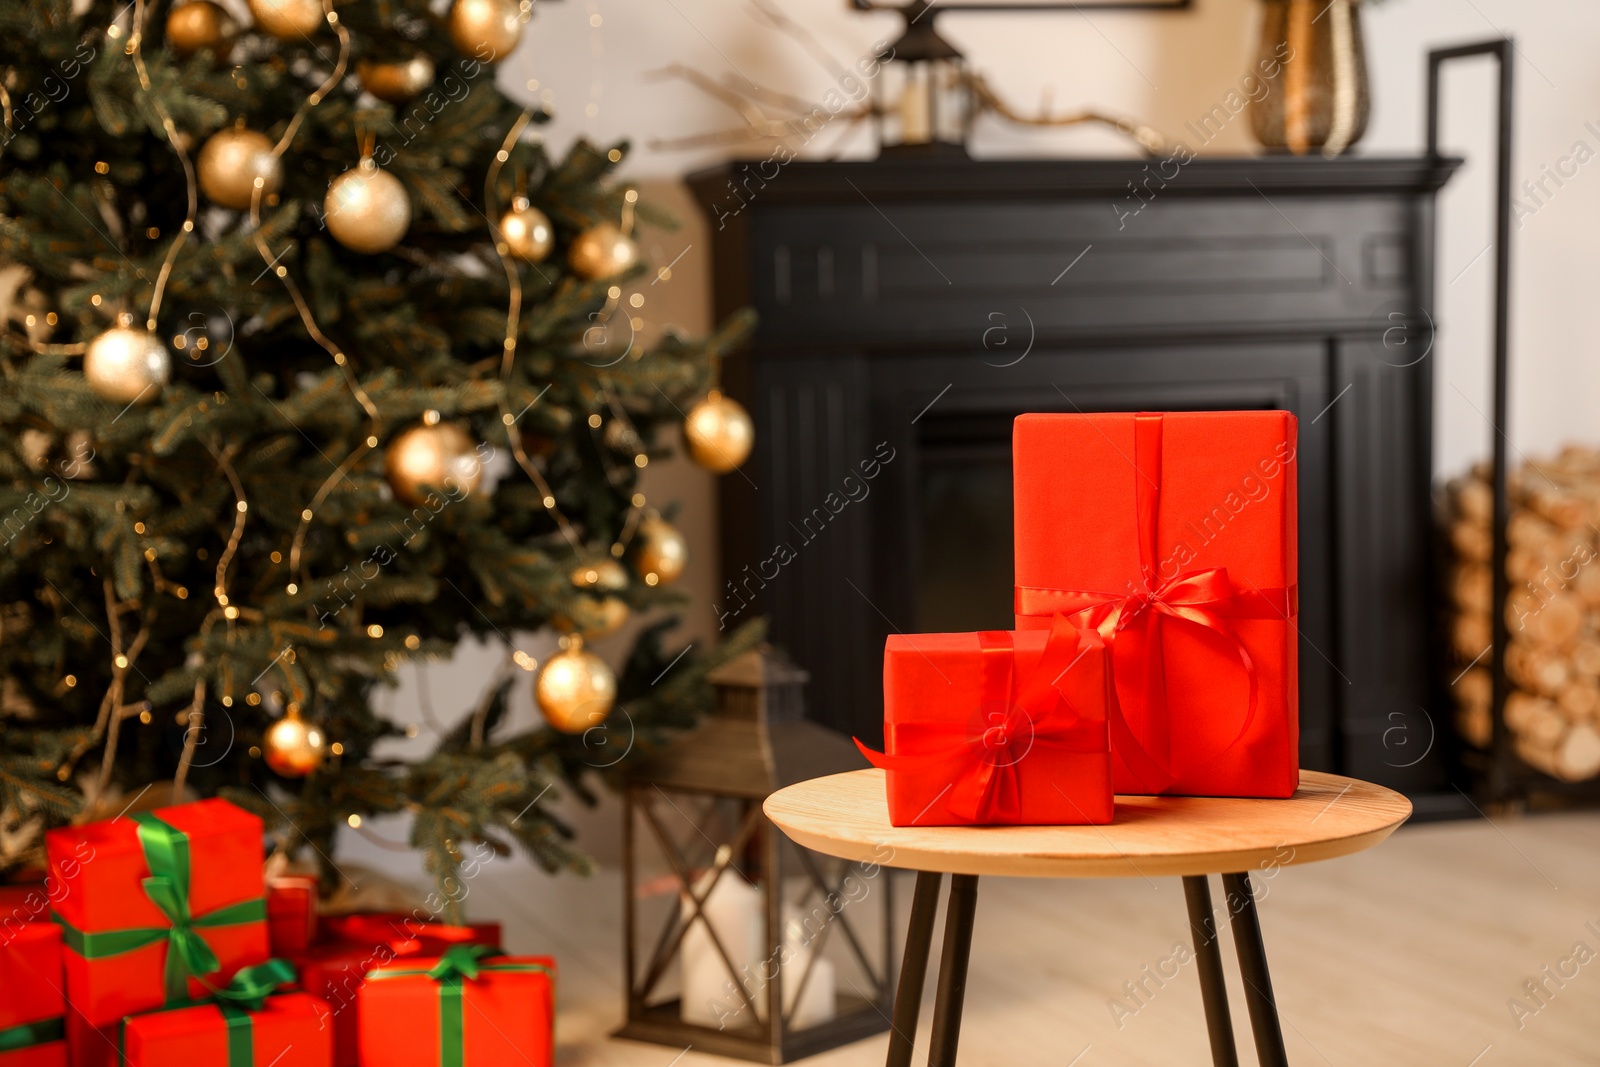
690, 156, 1461, 800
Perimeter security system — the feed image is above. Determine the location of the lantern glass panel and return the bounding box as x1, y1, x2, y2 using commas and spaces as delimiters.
879, 56, 970, 150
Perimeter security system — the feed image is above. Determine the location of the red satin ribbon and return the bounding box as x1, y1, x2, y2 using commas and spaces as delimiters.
1013, 413, 1295, 793
857, 615, 1105, 823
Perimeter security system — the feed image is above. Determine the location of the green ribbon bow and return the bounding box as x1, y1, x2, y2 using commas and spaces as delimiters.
0, 1016, 64, 1053
366, 945, 555, 1067
212, 958, 299, 1011
53, 811, 267, 1007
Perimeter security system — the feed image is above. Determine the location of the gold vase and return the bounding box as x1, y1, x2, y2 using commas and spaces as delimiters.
1250, 0, 1371, 157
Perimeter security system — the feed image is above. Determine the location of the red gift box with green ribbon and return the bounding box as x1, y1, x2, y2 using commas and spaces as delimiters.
0, 922, 66, 1067
858, 615, 1113, 826
357, 945, 554, 1067
117, 960, 332, 1067
294, 914, 501, 1067
44, 798, 270, 1027
1013, 411, 1300, 798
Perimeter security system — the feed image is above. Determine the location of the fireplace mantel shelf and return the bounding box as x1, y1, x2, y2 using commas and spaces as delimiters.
689, 155, 1463, 204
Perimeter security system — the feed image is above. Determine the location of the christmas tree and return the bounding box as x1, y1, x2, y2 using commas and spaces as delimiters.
0, 0, 758, 917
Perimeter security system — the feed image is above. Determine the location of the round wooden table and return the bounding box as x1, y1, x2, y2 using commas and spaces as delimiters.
764, 768, 1412, 1067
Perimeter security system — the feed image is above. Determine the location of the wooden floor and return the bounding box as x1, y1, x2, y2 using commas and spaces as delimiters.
466, 810, 1600, 1066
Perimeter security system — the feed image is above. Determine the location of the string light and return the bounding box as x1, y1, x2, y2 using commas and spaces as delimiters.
128, 0, 199, 331
246, 4, 375, 589
484, 106, 581, 551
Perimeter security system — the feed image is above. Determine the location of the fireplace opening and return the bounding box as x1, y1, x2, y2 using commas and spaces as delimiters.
915, 412, 1016, 634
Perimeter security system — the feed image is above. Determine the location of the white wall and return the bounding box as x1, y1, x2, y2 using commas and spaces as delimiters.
342, 0, 1600, 881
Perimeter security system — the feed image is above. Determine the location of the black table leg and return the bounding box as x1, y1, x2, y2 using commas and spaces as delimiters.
927, 874, 979, 1067
886, 871, 944, 1067
1222, 872, 1289, 1067
1183, 875, 1240, 1067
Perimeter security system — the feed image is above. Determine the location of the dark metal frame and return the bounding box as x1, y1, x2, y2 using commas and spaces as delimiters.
1424, 40, 1523, 803
886, 871, 1287, 1065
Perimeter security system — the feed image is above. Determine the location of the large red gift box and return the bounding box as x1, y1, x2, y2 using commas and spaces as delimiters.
296, 914, 501, 1067
44, 798, 270, 1027
0, 923, 66, 1067
1013, 411, 1300, 798
118, 992, 332, 1067
859, 616, 1113, 826
357, 946, 554, 1067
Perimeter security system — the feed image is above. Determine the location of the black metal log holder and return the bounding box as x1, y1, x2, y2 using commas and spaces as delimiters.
1428, 40, 1600, 803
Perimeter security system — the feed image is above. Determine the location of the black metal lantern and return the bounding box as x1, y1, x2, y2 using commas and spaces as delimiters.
615, 646, 892, 1062
853, 0, 1194, 157
873, 1, 972, 155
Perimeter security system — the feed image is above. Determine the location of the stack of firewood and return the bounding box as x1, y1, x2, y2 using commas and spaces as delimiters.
1445, 448, 1600, 782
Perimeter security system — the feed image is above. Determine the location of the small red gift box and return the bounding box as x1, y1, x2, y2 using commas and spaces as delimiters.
266, 875, 319, 957
0, 882, 51, 931
63, 1015, 120, 1067
296, 914, 502, 1067
0, 923, 66, 1067
357, 946, 554, 1067
117, 992, 332, 1067
1013, 411, 1300, 798
44, 798, 270, 1027
859, 616, 1113, 826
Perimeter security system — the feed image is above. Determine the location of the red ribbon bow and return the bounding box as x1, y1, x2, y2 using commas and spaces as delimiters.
1014, 413, 1295, 793
857, 615, 1106, 824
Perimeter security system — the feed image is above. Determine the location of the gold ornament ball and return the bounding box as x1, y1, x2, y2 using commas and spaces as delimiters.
583, 596, 630, 639
567, 222, 639, 280
683, 390, 754, 473
555, 596, 629, 640
325, 162, 412, 254
357, 55, 436, 104
633, 515, 687, 587
500, 200, 553, 263
536, 640, 617, 733
197, 127, 282, 211
263, 714, 326, 777
448, 0, 525, 62
248, 0, 324, 39
570, 558, 629, 592
385, 421, 483, 506
166, 1, 238, 59
83, 327, 171, 405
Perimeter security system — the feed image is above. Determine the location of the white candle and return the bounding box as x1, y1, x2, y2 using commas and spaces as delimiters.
679, 866, 763, 1028
899, 72, 932, 145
